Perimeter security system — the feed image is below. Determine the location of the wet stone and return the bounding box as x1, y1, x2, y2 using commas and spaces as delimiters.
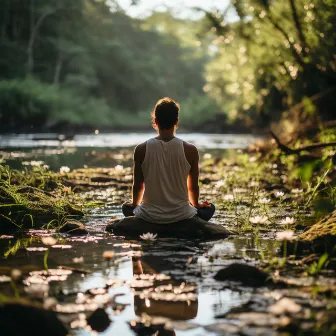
58, 220, 88, 235
214, 263, 272, 287
0, 300, 68, 336
204, 322, 241, 334
226, 312, 291, 328
106, 216, 230, 239
87, 308, 111, 332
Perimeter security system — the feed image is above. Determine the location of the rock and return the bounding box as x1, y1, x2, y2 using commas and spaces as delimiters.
299, 210, 336, 247
58, 220, 88, 235
226, 312, 290, 328
0, 300, 67, 336
106, 216, 230, 239
87, 308, 111, 332
204, 322, 240, 334
63, 204, 84, 217
214, 263, 272, 287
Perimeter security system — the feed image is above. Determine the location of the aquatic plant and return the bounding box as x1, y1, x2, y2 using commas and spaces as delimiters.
275, 191, 285, 198
249, 216, 268, 225
276, 230, 296, 241
60, 166, 71, 174
307, 253, 330, 276
140, 232, 157, 242
42, 236, 57, 271
280, 217, 296, 225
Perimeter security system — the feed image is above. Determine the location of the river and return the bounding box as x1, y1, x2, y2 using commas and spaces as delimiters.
1, 132, 330, 336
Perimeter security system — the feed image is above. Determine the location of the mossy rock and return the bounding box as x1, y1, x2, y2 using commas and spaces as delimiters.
299, 210, 336, 245
0, 183, 84, 233
0, 300, 68, 336
106, 216, 230, 239
58, 220, 88, 235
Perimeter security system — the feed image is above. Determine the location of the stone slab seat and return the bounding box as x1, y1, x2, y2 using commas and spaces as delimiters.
105, 216, 231, 239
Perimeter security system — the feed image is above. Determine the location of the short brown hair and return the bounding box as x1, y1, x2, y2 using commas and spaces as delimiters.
151, 97, 180, 130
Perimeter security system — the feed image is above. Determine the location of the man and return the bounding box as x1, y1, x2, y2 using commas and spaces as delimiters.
122, 97, 215, 224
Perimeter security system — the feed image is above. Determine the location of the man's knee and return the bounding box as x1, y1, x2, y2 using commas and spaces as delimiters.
207, 203, 216, 216
197, 203, 215, 221
122, 204, 136, 217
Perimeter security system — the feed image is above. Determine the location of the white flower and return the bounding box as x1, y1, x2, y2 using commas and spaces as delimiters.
249, 156, 257, 162
208, 242, 236, 257
31, 160, 44, 167
291, 188, 303, 194
223, 194, 234, 201
233, 188, 247, 193
115, 164, 124, 171
72, 257, 84, 264
22, 160, 44, 167
258, 198, 270, 204
280, 217, 296, 225
103, 251, 115, 259
11, 269, 22, 281
60, 166, 70, 174
215, 180, 226, 189
140, 232, 157, 241
276, 230, 296, 241
249, 181, 259, 187
25, 283, 49, 298
249, 216, 268, 224
41, 236, 57, 246
203, 153, 212, 159
268, 298, 301, 315
43, 165, 50, 170
275, 191, 284, 198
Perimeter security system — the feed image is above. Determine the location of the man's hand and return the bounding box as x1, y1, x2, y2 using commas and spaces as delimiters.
123, 201, 136, 207
195, 201, 211, 208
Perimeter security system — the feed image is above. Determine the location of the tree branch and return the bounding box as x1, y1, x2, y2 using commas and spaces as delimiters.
270, 130, 336, 154
288, 0, 308, 53
265, 15, 305, 68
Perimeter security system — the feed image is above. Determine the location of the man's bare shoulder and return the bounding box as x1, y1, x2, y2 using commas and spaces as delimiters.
134, 142, 146, 161
183, 141, 199, 163
183, 141, 198, 154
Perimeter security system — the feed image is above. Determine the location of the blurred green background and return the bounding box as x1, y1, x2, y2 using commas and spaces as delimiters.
0, 0, 335, 133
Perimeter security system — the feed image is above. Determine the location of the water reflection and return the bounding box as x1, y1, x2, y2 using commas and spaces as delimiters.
1, 233, 260, 335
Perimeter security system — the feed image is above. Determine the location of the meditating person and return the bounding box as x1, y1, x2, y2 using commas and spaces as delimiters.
122, 97, 215, 223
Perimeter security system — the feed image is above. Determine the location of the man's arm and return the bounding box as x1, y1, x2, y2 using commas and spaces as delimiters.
186, 143, 200, 207
131, 143, 145, 206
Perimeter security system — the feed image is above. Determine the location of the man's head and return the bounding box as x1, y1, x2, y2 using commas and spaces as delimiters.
151, 97, 180, 130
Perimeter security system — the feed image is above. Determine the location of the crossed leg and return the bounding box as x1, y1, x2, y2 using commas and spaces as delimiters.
122, 203, 215, 222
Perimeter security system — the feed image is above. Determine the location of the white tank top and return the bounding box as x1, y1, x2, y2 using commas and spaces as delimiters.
134, 137, 197, 224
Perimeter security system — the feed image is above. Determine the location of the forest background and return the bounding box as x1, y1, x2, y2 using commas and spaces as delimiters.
0, 0, 335, 133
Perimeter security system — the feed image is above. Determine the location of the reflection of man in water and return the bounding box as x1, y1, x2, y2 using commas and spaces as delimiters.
123, 97, 215, 223
131, 256, 198, 336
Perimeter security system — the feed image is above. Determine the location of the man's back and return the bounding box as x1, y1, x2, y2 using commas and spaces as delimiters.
133, 137, 197, 224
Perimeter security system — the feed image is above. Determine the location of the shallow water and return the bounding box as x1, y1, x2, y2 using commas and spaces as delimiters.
0, 133, 332, 335
0, 132, 263, 149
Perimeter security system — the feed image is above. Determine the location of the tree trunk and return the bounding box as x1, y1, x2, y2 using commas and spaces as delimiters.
1, 0, 8, 41
53, 52, 63, 86
27, 8, 56, 75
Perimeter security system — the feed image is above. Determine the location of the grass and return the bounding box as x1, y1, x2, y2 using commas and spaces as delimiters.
0, 164, 84, 233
